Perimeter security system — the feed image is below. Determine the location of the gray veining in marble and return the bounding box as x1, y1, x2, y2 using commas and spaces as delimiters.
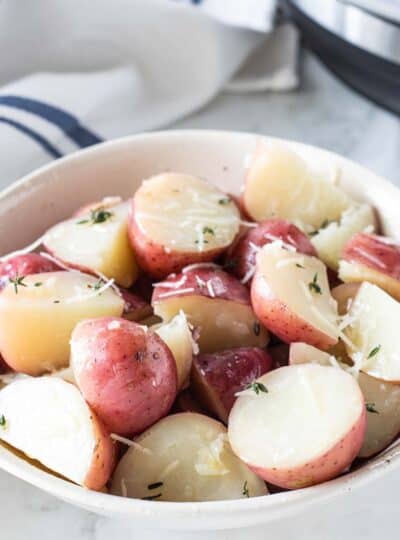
0, 50, 399, 540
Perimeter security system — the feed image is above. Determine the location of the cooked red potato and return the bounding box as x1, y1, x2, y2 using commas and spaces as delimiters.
191, 347, 272, 424
0, 377, 116, 490
331, 282, 360, 315
154, 311, 196, 390
152, 266, 269, 353
311, 204, 376, 270
228, 364, 366, 489
289, 342, 400, 458
228, 219, 316, 284
71, 317, 177, 436
111, 413, 267, 501
120, 288, 152, 322
44, 202, 138, 287
339, 233, 400, 301
345, 282, 400, 382
0, 271, 124, 375
251, 243, 339, 350
128, 173, 241, 278
242, 142, 350, 228
0, 253, 60, 286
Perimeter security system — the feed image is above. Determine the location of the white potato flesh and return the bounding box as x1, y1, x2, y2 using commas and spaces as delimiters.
339, 260, 400, 301
154, 312, 196, 390
255, 243, 339, 343
0, 377, 100, 485
44, 202, 138, 287
289, 342, 400, 458
311, 204, 376, 270
154, 296, 268, 353
243, 143, 351, 228
111, 413, 267, 502
228, 364, 364, 484
345, 282, 400, 381
0, 271, 124, 375
133, 173, 240, 253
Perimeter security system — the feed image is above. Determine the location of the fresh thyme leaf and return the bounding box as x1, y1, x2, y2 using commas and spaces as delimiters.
309, 219, 331, 237
366, 403, 379, 414
34, 282, 43, 287
218, 198, 231, 205
202, 226, 215, 236
53, 300, 60, 304
246, 381, 268, 395
195, 240, 209, 244
9, 274, 27, 294
295, 263, 304, 269
0, 414, 6, 428
147, 481, 163, 490
367, 345, 381, 359
87, 278, 104, 291
142, 493, 162, 501
77, 207, 114, 225
242, 481, 249, 498
308, 273, 322, 295
253, 321, 261, 336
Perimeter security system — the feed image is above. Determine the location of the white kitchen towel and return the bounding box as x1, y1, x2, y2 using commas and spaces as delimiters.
0, 0, 299, 185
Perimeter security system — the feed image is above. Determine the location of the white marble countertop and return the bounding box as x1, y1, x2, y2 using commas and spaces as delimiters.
1, 51, 400, 540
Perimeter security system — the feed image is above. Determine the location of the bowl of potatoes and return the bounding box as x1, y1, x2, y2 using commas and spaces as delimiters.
1, 130, 400, 532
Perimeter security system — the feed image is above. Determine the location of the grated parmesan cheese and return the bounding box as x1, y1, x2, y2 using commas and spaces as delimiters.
182, 263, 219, 274
110, 433, 153, 455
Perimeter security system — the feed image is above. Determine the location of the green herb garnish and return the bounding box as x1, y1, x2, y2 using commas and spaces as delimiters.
147, 481, 163, 490
242, 481, 250, 498
246, 381, 268, 395
202, 226, 215, 236
308, 273, 322, 295
77, 207, 114, 226
366, 403, 379, 414
218, 198, 231, 205
142, 493, 162, 501
87, 278, 104, 291
9, 274, 27, 294
367, 345, 381, 359
34, 282, 43, 287
295, 263, 304, 269
0, 415, 6, 428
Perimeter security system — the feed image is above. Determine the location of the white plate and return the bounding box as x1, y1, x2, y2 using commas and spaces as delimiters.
1, 130, 400, 531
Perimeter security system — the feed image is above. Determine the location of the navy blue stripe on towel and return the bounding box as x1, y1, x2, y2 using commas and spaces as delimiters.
0, 96, 102, 148
0, 116, 63, 158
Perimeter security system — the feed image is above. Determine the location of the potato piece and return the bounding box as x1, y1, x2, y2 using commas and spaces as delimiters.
251, 243, 339, 350
345, 282, 400, 382
228, 218, 316, 284
242, 142, 350, 228
289, 342, 400, 458
71, 317, 177, 436
44, 202, 138, 287
0, 271, 124, 375
311, 204, 376, 270
111, 413, 267, 501
228, 364, 366, 489
191, 348, 272, 424
0, 377, 116, 490
0, 253, 60, 285
153, 312, 195, 390
129, 173, 240, 278
152, 267, 269, 353
72, 196, 122, 218
339, 233, 400, 301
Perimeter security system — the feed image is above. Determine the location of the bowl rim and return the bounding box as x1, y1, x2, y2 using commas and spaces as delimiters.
1, 129, 400, 524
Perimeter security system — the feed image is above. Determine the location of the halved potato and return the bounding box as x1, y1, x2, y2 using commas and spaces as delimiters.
228, 364, 366, 489
44, 202, 138, 287
251, 243, 339, 349
129, 173, 240, 278
0, 271, 124, 375
242, 142, 351, 228
0, 377, 116, 490
345, 282, 400, 382
153, 311, 196, 390
311, 204, 376, 270
110, 413, 267, 501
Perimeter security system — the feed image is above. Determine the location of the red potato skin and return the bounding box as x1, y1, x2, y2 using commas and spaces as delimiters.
342, 232, 400, 280
248, 407, 367, 489
192, 348, 273, 423
71, 317, 178, 436
128, 199, 231, 279
228, 219, 316, 283
152, 267, 250, 306
0, 253, 60, 287
119, 288, 152, 322
84, 413, 118, 491
251, 272, 337, 350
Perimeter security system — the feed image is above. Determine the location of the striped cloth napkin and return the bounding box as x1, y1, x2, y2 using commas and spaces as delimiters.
0, 0, 298, 186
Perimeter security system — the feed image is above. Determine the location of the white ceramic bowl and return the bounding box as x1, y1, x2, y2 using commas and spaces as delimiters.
1, 130, 400, 531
